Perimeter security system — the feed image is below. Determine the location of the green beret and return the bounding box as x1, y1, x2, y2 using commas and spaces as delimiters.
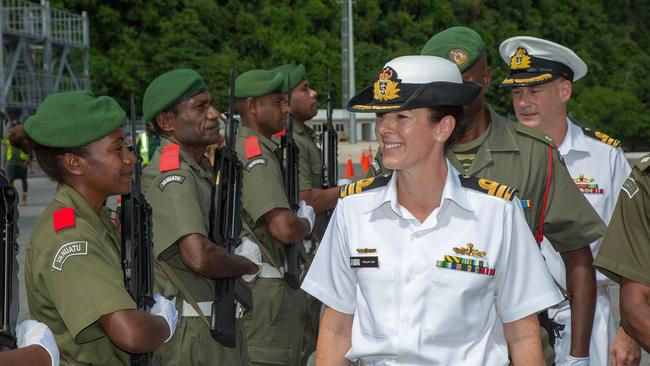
420, 26, 485, 72
24, 91, 125, 148
143, 68, 208, 122
234, 69, 284, 98
272, 64, 306, 92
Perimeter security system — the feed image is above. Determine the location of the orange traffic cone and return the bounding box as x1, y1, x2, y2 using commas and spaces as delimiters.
361, 151, 370, 173
345, 154, 355, 178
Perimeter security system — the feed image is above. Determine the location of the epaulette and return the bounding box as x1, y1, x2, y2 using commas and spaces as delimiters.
459, 175, 518, 201
244, 136, 262, 159
159, 143, 181, 172
635, 154, 650, 172
514, 123, 556, 147
339, 175, 391, 198
53, 207, 76, 233
581, 127, 621, 148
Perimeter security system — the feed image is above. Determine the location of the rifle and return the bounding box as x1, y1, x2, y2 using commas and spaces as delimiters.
280, 75, 303, 290
0, 175, 17, 351
208, 67, 253, 348
120, 95, 155, 365
321, 70, 338, 190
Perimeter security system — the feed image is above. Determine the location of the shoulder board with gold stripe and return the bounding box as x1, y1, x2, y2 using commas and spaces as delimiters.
515, 123, 556, 147
339, 175, 391, 198
581, 127, 621, 148
459, 175, 518, 201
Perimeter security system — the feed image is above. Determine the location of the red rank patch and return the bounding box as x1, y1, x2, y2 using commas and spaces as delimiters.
53, 207, 76, 232
245, 136, 262, 159
274, 129, 286, 137
160, 143, 181, 172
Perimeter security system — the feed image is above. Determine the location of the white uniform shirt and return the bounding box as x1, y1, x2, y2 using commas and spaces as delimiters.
302, 163, 562, 365
540, 119, 631, 288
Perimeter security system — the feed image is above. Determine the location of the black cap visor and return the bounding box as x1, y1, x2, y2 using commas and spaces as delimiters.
347, 80, 481, 113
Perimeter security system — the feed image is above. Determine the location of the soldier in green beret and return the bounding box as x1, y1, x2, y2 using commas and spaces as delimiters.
367, 26, 606, 363
271, 63, 340, 365
141, 69, 259, 366
234, 69, 315, 366
23, 91, 178, 366
595, 154, 650, 353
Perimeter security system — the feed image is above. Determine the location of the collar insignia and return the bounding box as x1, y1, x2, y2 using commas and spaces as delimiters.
373, 67, 400, 102
453, 242, 485, 258
510, 47, 532, 70
574, 174, 604, 194
356, 248, 377, 254
448, 48, 468, 68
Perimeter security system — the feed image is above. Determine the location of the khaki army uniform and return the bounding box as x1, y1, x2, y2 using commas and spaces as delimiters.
292, 122, 326, 365
236, 125, 305, 366
595, 154, 650, 286
25, 184, 136, 366
142, 138, 247, 366
369, 105, 606, 251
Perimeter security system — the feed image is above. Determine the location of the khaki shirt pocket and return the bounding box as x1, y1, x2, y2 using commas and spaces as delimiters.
355, 267, 397, 338
424, 268, 494, 341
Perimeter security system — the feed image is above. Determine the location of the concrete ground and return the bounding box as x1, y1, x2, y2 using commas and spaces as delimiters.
10, 149, 650, 364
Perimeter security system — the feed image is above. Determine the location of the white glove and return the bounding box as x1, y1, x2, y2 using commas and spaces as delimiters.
150, 294, 178, 343
297, 200, 315, 234
337, 178, 353, 186
557, 355, 589, 366
235, 237, 262, 282
16, 319, 59, 366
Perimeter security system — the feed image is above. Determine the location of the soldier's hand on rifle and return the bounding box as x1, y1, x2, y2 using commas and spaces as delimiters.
297, 200, 315, 234
235, 237, 262, 282
16, 319, 59, 366
150, 294, 178, 342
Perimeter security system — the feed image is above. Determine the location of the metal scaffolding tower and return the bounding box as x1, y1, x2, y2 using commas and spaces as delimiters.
0, 0, 89, 123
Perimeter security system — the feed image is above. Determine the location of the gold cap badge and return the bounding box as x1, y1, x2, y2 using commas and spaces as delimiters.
373, 67, 400, 102
510, 47, 531, 70
448, 48, 468, 68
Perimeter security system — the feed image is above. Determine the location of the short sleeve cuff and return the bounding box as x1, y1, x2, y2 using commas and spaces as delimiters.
500, 290, 563, 323
595, 256, 650, 287
71, 296, 136, 341
247, 201, 291, 223
301, 278, 355, 315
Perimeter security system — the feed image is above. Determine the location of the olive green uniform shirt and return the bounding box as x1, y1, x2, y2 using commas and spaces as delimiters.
141, 138, 215, 302
595, 155, 650, 286
368, 105, 606, 252
236, 126, 290, 267
25, 184, 136, 366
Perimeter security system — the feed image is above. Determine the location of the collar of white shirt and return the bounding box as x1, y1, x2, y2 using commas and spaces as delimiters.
558, 117, 590, 156
364, 159, 474, 219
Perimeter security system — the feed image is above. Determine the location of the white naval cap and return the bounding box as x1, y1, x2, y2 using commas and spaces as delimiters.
498, 36, 588, 88
347, 55, 481, 113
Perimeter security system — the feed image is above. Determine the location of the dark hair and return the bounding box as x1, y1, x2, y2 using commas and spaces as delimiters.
427, 106, 465, 150
151, 102, 183, 135
30, 138, 88, 183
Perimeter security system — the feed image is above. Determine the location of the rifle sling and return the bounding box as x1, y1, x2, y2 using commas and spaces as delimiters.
157, 260, 210, 328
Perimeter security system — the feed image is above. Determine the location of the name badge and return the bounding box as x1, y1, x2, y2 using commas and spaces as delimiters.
350, 256, 379, 268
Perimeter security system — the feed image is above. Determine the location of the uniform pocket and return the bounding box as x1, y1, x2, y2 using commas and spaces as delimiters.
424, 268, 494, 341
355, 267, 397, 338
